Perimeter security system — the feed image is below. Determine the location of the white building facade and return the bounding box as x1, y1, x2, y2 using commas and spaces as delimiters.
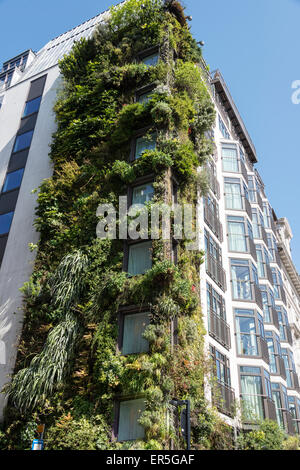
0, 10, 299, 437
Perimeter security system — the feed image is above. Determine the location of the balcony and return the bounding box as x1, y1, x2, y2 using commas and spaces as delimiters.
264, 397, 277, 421
276, 355, 287, 380
259, 336, 270, 364
206, 253, 227, 292
253, 283, 263, 310
208, 309, 231, 349
213, 381, 235, 417
206, 166, 220, 199
203, 201, 223, 242
284, 410, 295, 435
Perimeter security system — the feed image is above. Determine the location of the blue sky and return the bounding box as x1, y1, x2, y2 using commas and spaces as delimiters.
1, 0, 300, 269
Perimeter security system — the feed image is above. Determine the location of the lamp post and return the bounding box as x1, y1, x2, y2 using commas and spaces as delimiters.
170, 398, 191, 450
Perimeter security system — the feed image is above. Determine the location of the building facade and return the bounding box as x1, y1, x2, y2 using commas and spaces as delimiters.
0, 6, 299, 438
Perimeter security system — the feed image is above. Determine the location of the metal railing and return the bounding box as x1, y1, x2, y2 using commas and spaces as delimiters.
206, 166, 220, 199
240, 159, 248, 183
206, 253, 227, 292
244, 197, 252, 220
213, 381, 235, 417
203, 201, 223, 242
259, 336, 270, 364
209, 309, 231, 349
266, 264, 274, 285
284, 410, 295, 435
264, 397, 277, 422
249, 237, 257, 261
254, 283, 263, 310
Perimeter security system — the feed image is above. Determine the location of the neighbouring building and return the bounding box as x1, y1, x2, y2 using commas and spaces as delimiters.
0, 1, 299, 443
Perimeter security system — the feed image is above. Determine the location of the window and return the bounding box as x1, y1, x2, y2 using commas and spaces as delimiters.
282, 348, 295, 388
118, 399, 145, 441
265, 331, 282, 374
235, 309, 265, 356
255, 244, 270, 279
224, 178, 244, 210
267, 233, 278, 263
260, 284, 275, 323
207, 282, 226, 321
251, 208, 265, 239
222, 144, 238, 172
205, 231, 226, 291
263, 202, 272, 229
142, 52, 159, 67
23, 96, 42, 117
122, 312, 150, 355
231, 258, 258, 301
272, 268, 284, 301
218, 115, 230, 139
288, 397, 300, 433
2, 168, 24, 193
134, 133, 156, 160
271, 383, 287, 430
227, 216, 247, 252
240, 366, 265, 421
0, 212, 13, 235
276, 306, 290, 342
205, 231, 222, 266
127, 241, 152, 276
13, 130, 34, 153
132, 183, 154, 206
203, 195, 222, 240
210, 346, 231, 386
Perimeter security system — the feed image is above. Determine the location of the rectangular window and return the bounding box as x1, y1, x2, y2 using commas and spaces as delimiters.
137, 90, 153, 104
260, 284, 275, 323
23, 96, 42, 117
218, 115, 230, 139
132, 183, 154, 206
231, 259, 252, 301
224, 178, 242, 210
235, 309, 258, 356
134, 133, 156, 160
122, 312, 150, 355
2, 168, 24, 193
118, 399, 145, 441
0, 211, 13, 235
227, 215, 247, 252
128, 241, 152, 276
240, 368, 265, 421
222, 144, 238, 172
13, 130, 34, 153
142, 52, 159, 67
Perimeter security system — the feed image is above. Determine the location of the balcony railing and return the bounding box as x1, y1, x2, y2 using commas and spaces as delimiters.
208, 309, 231, 349
259, 336, 270, 364
244, 197, 252, 220
284, 410, 295, 435
206, 166, 220, 199
249, 237, 257, 261
266, 264, 274, 285
292, 371, 300, 392
240, 159, 248, 183
213, 381, 235, 417
254, 283, 263, 310
277, 355, 287, 380
256, 191, 263, 211
203, 202, 223, 242
206, 253, 227, 292
262, 226, 268, 246
264, 397, 277, 422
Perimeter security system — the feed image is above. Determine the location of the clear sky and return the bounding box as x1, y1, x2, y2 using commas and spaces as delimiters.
1, 0, 300, 269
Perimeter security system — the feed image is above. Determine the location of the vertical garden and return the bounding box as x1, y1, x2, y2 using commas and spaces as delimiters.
0, 0, 236, 450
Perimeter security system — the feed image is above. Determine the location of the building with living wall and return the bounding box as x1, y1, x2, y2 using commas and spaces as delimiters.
0, 0, 300, 449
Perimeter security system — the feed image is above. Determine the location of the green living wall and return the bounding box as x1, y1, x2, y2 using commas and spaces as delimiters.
0, 0, 235, 450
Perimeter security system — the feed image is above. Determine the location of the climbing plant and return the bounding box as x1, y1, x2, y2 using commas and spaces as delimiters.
1, 0, 236, 450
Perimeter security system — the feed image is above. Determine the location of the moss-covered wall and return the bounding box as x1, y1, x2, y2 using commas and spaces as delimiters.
0, 0, 234, 450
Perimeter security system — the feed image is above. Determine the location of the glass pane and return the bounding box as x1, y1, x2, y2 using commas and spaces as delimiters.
222, 146, 238, 172
0, 211, 13, 234
236, 316, 258, 355
128, 241, 152, 276
118, 399, 145, 441
225, 182, 242, 209
138, 91, 152, 104
132, 183, 154, 205
228, 220, 246, 251
135, 134, 156, 159
122, 312, 150, 355
142, 53, 159, 67
231, 264, 252, 300
13, 130, 34, 152
23, 96, 42, 116
241, 375, 264, 420
2, 168, 24, 192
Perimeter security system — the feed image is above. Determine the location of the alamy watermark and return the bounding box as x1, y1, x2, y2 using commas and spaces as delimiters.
96, 197, 201, 250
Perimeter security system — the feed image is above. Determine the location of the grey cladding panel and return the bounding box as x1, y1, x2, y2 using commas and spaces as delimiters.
27, 75, 47, 101
0, 189, 19, 214
18, 114, 38, 135
0, 236, 8, 264
8, 150, 29, 172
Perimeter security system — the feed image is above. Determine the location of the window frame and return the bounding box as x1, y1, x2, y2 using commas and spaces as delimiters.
117, 305, 150, 356
123, 239, 153, 276
129, 127, 157, 162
